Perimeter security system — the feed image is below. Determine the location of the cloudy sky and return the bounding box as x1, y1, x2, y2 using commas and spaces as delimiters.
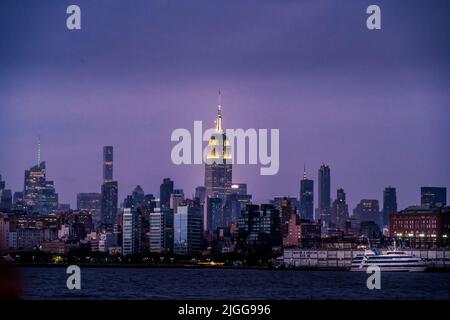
1, 0, 449, 210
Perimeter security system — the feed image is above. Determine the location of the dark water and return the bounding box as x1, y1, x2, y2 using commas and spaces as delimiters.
20, 267, 450, 300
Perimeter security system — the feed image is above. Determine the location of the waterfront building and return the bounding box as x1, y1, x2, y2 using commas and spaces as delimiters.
149, 208, 165, 253
390, 205, 450, 241
122, 207, 139, 255
283, 212, 301, 247
16, 228, 43, 251
0, 213, 9, 252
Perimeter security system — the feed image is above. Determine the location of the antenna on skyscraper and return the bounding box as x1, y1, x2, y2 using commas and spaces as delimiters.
215, 90, 223, 133
303, 163, 307, 180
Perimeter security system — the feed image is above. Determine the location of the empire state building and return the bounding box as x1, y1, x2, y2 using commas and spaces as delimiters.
204, 95, 232, 200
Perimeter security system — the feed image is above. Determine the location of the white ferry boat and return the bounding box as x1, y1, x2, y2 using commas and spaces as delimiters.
350, 242, 429, 272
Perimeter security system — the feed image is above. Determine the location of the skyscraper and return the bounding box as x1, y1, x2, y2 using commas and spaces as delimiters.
101, 146, 118, 226
318, 164, 331, 224
237, 204, 282, 248
160, 178, 174, 209
149, 208, 165, 253
23, 160, 58, 215
382, 186, 397, 227
122, 207, 139, 255
353, 199, 381, 227
174, 201, 203, 255
170, 189, 184, 213
0, 175, 5, 190
77, 193, 102, 227
132, 185, 145, 208
101, 181, 118, 226
421, 187, 447, 208
103, 146, 113, 183
0, 175, 12, 211
204, 95, 232, 199
207, 196, 224, 232
331, 188, 349, 230
299, 166, 314, 221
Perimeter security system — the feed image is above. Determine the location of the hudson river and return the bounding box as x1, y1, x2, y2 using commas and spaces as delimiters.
20, 267, 450, 300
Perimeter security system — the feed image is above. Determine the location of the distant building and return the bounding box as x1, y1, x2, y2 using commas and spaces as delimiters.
231, 183, 247, 196
58, 204, 71, 211
101, 146, 118, 226
160, 178, 174, 209
299, 167, 314, 221
0, 189, 12, 211
149, 208, 165, 253
101, 181, 118, 226
421, 187, 447, 208
238, 204, 282, 247
23, 161, 59, 215
224, 191, 252, 225
207, 196, 224, 232
353, 199, 382, 227
271, 196, 299, 212
170, 189, 184, 213
360, 221, 381, 239
122, 207, 139, 255
174, 202, 203, 255
77, 193, 101, 227
13, 192, 26, 211
204, 101, 232, 200
0, 175, 5, 190
382, 186, 397, 227
148, 206, 174, 254
331, 188, 349, 230
131, 185, 145, 208
16, 228, 43, 251
318, 164, 331, 224
195, 186, 206, 204
103, 146, 113, 183
0, 213, 9, 252
283, 212, 301, 247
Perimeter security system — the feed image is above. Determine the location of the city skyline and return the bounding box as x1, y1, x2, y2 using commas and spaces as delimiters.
1, 0, 449, 210
0, 139, 448, 214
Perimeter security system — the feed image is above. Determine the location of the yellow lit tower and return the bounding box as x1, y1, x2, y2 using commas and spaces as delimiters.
204, 91, 232, 200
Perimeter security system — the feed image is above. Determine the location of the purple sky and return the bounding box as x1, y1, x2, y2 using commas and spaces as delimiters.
1, 0, 449, 210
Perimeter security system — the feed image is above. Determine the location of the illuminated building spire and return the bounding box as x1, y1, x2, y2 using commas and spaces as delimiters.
303, 164, 307, 180
215, 90, 223, 133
